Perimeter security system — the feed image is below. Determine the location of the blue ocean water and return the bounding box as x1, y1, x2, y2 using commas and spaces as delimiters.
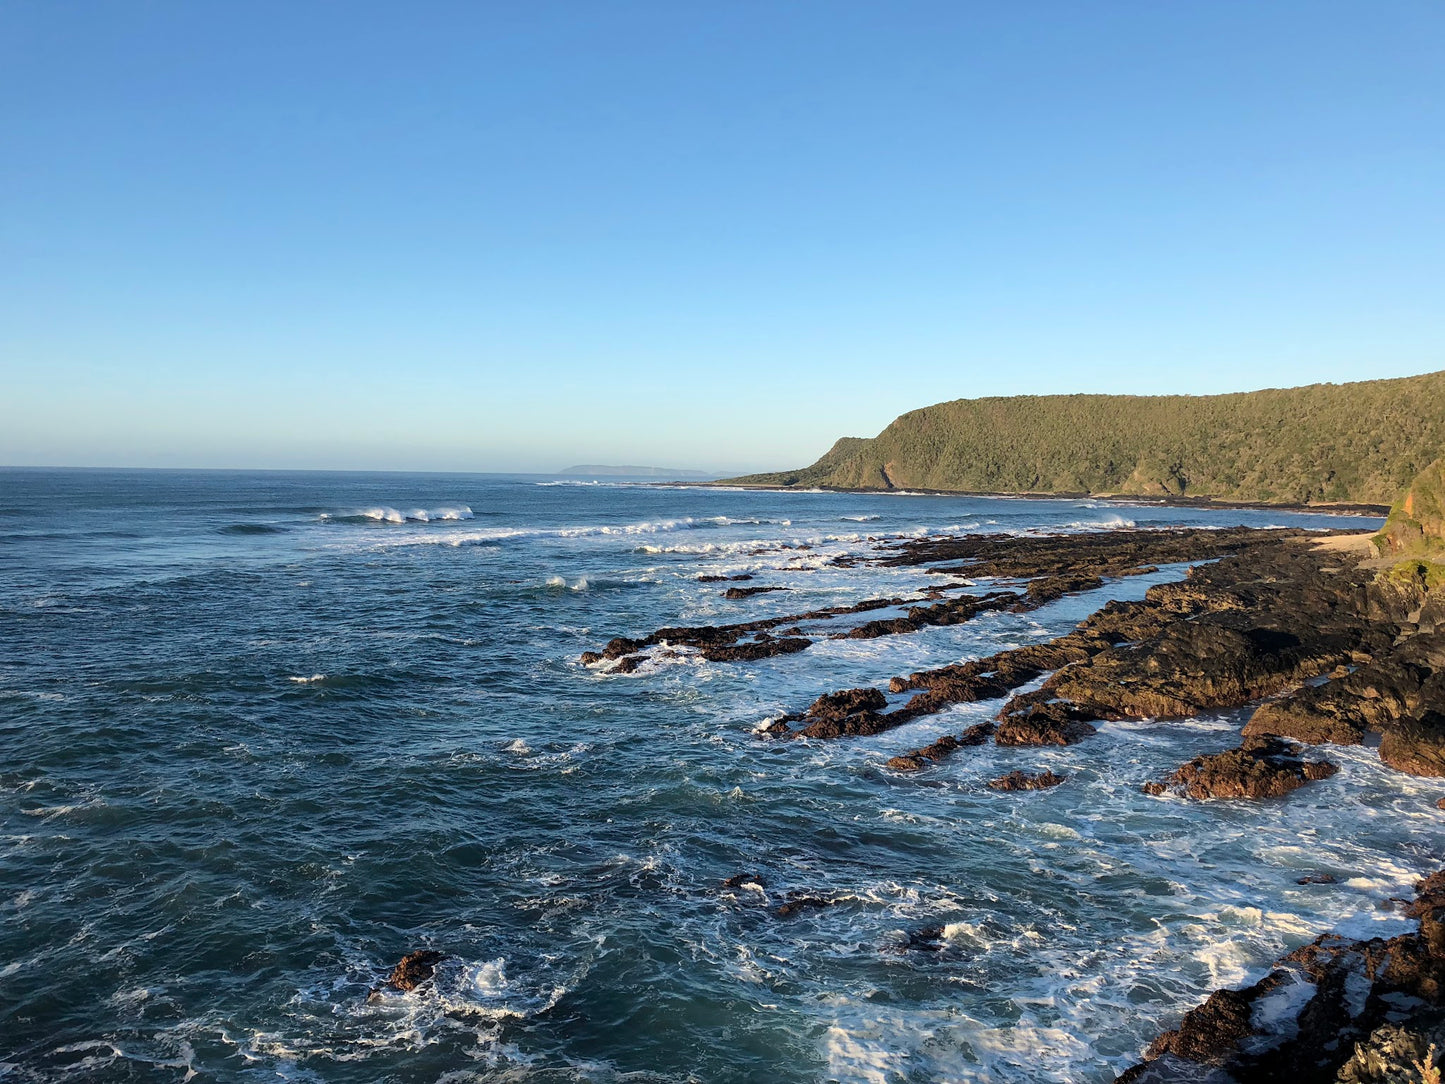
0, 468, 1434, 1083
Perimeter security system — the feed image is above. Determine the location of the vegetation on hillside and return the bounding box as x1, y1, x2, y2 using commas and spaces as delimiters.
730, 371, 1445, 505
1376, 456, 1445, 556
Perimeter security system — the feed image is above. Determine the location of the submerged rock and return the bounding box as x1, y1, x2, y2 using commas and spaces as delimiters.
386, 950, 446, 992
902, 925, 946, 952
775, 894, 834, 918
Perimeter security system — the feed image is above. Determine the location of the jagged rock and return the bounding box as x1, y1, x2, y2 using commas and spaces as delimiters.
1150, 737, 1338, 800
1245, 632, 1445, 753
1380, 710, 1445, 777
1298, 874, 1339, 885
1141, 971, 1289, 1064
1118, 869, 1445, 1082
987, 769, 1066, 791
995, 691, 1101, 746
386, 950, 446, 992
699, 573, 753, 582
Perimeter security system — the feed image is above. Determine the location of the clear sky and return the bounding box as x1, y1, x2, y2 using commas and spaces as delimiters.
2, 2, 1442, 473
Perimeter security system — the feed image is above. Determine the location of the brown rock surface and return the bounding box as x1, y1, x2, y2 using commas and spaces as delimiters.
386, 950, 446, 992
1118, 869, 1445, 1082
1149, 737, 1338, 800
987, 769, 1066, 791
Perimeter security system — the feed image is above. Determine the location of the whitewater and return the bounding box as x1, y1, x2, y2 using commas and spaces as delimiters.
1, 468, 1435, 1083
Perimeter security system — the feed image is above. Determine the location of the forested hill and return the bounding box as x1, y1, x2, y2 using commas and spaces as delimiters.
727, 371, 1445, 506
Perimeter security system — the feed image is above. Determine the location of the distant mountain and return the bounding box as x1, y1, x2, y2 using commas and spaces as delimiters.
558, 464, 723, 479
724, 370, 1445, 506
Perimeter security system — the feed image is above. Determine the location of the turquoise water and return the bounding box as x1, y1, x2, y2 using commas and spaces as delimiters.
1, 469, 1433, 1082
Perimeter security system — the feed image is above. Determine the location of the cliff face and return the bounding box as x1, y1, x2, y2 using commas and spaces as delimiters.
1376, 457, 1445, 557
729, 371, 1445, 505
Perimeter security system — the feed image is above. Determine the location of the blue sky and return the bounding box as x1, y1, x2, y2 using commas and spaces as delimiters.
2, 2, 1442, 473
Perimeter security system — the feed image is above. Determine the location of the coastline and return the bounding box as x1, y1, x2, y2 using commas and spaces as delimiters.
578, 516, 1445, 1079
675, 479, 1391, 518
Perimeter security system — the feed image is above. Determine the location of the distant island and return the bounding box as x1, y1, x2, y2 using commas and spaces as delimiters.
724, 370, 1445, 507
558, 464, 724, 479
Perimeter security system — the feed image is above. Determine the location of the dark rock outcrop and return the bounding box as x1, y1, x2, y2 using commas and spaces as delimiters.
1119, 870, 1445, 1083
723, 585, 789, 599
987, 769, 1066, 791
386, 950, 446, 992
1381, 709, 1445, 778
887, 723, 995, 771
722, 873, 766, 889
1144, 737, 1338, 800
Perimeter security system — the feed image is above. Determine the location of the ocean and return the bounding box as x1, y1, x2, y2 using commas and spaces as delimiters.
1, 468, 1434, 1083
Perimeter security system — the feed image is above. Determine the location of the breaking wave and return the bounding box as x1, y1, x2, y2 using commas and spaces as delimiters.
322, 505, 474, 525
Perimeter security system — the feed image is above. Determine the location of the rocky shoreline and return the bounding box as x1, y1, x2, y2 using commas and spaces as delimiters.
578, 519, 1445, 1077
681, 479, 1391, 518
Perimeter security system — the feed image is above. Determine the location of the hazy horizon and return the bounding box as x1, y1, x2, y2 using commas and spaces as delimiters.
3, 2, 1443, 473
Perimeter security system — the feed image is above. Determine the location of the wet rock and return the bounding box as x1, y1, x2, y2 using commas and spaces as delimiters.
722, 873, 766, 889
701, 636, 811, 663
903, 925, 946, 951
699, 573, 753, 582
1380, 710, 1445, 777
1140, 971, 1290, 1065
886, 735, 957, 772
995, 692, 1101, 746
579, 651, 602, 665
957, 721, 997, 746
1152, 737, 1338, 800
1119, 867, 1445, 1081
1244, 632, 1445, 752
1297, 873, 1338, 885
723, 585, 789, 599
987, 769, 1066, 791
775, 894, 834, 918
807, 686, 888, 718
610, 654, 646, 674
386, 950, 446, 992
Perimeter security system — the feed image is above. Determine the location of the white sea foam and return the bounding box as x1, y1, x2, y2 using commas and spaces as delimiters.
287, 674, 326, 684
